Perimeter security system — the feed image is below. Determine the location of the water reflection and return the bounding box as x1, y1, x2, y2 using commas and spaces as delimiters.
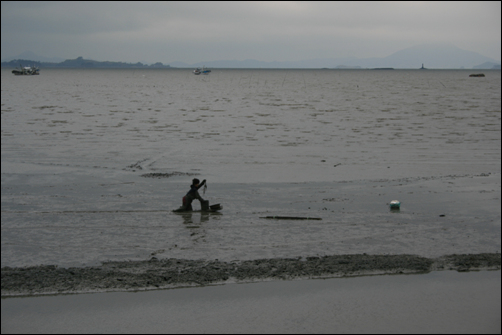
175, 212, 209, 225
174, 211, 223, 244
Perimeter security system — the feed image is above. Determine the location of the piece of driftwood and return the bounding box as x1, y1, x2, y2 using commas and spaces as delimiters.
260, 216, 322, 220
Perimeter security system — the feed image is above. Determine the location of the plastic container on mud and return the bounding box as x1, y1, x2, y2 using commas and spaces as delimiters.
389, 200, 401, 210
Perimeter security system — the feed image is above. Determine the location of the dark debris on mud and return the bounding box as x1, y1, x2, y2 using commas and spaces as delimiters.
140, 172, 200, 179
1, 253, 500, 296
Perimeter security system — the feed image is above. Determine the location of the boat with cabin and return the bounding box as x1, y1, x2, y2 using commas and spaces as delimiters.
193, 66, 211, 75
12, 65, 40, 75
201, 66, 211, 74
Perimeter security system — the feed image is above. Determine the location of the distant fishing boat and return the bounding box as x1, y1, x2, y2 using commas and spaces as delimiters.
419, 63, 427, 70
12, 65, 40, 75
193, 66, 211, 75
201, 66, 211, 75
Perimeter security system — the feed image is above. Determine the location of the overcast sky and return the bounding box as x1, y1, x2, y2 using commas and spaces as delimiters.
2, 1, 500, 64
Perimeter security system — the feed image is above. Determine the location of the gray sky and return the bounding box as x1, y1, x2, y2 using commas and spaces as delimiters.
2, 1, 500, 64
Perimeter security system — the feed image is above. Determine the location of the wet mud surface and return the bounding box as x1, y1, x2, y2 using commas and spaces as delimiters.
2, 173, 501, 269
2, 70, 500, 298
2, 253, 500, 296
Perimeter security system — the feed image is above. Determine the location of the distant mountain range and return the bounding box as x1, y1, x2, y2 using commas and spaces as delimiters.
172, 44, 500, 69
1, 56, 171, 69
1, 51, 66, 63
2, 44, 500, 69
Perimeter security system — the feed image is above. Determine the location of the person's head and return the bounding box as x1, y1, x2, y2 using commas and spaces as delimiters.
192, 178, 200, 186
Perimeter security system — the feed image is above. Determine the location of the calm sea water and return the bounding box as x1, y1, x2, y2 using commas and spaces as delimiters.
1, 68, 501, 267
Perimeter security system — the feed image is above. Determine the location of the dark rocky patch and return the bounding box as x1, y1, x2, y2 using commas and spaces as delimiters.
2, 253, 500, 296
141, 172, 200, 179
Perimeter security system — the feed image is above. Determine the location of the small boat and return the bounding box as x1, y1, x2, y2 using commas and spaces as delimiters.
12, 65, 40, 75
469, 74, 485, 77
193, 66, 211, 75
201, 66, 211, 75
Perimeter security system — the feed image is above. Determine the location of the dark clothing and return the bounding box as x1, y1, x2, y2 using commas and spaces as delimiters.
186, 179, 206, 198
182, 180, 207, 210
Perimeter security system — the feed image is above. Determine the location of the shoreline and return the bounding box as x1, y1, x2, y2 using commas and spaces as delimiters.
2, 252, 500, 297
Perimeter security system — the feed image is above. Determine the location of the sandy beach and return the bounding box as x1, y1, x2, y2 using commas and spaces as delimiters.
2, 270, 500, 334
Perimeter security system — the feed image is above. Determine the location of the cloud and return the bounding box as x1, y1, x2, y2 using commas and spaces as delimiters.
1, 1, 500, 63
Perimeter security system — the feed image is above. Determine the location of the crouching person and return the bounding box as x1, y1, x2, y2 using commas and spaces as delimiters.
175, 178, 208, 211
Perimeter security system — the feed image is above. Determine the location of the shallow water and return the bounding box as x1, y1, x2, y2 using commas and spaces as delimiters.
1, 68, 501, 267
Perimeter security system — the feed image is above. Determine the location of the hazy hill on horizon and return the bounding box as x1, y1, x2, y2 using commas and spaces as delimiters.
1, 51, 65, 63
172, 43, 501, 69
3, 43, 500, 69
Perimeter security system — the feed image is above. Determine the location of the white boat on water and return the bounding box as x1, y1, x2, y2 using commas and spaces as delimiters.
12, 65, 40, 75
193, 66, 211, 75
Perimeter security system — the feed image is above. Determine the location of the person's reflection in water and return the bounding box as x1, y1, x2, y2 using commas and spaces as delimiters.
177, 212, 210, 244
